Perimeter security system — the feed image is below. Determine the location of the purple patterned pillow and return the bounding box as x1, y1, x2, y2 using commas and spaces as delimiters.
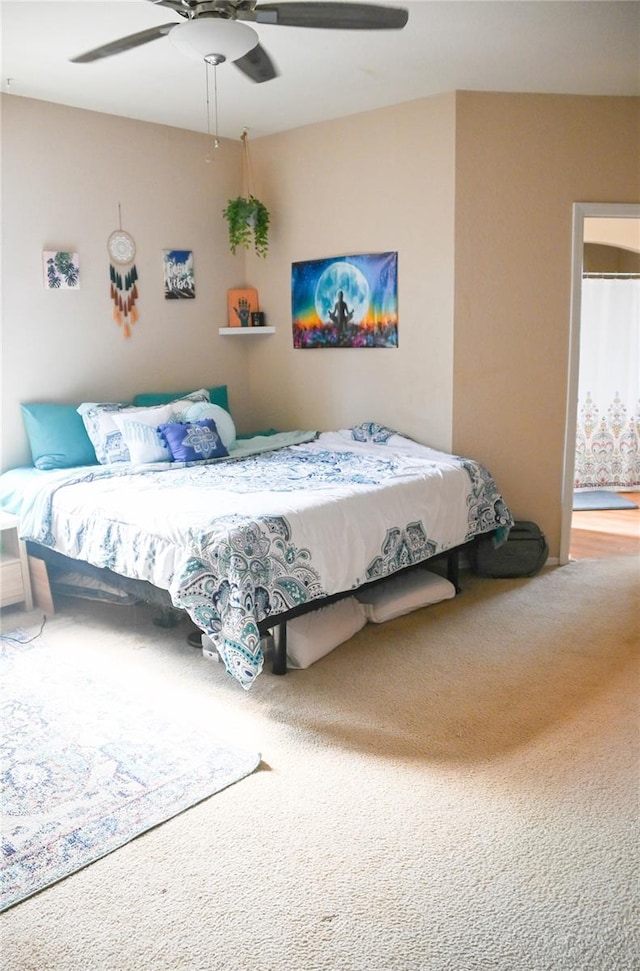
158, 420, 228, 462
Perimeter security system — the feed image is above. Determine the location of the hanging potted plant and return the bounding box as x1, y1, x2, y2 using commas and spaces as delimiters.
222, 130, 270, 258
222, 194, 270, 258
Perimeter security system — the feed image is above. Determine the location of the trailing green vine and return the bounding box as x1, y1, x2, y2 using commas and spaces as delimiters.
222, 195, 270, 258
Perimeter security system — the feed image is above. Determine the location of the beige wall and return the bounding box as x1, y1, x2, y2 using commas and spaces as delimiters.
244, 94, 457, 450
584, 243, 640, 274
584, 217, 640, 252
453, 93, 640, 553
0, 95, 251, 470
2, 91, 639, 559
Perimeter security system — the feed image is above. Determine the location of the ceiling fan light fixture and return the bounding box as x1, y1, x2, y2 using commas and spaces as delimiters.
169, 18, 259, 64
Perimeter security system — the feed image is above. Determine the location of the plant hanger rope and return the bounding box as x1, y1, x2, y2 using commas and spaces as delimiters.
241, 128, 252, 198
222, 129, 270, 257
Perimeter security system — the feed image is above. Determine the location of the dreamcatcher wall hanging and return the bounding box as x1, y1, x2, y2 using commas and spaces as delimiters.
107, 207, 139, 338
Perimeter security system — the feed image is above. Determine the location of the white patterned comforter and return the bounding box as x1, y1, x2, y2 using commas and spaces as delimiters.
16, 423, 512, 688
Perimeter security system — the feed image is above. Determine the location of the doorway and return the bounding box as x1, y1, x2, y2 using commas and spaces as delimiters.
570, 492, 639, 559
560, 202, 640, 565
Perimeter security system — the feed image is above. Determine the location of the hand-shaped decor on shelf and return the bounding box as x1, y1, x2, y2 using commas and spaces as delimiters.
227, 287, 259, 327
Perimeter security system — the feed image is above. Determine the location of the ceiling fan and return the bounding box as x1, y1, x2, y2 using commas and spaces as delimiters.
70, 1, 409, 84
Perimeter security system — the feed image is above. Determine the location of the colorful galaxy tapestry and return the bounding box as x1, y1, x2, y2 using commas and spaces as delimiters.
291, 251, 398, 348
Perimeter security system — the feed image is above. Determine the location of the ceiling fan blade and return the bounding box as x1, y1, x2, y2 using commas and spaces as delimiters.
250, 2, 408, 30
146, 0, 191, 10
234, 42, 279, 83
70, 24, 176, 63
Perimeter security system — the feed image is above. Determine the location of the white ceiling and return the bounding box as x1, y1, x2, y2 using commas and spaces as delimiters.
1, 1, 638, 140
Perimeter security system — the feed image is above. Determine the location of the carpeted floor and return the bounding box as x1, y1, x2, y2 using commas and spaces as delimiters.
1, 557, 638, 971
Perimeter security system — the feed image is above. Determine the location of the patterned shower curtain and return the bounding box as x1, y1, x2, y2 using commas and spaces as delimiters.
574, 277, 640, 490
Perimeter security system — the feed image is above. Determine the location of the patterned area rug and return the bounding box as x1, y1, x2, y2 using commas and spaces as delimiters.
0, 630, 261, 912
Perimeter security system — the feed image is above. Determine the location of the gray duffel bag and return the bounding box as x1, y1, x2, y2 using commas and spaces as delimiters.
471, 521, 549, 578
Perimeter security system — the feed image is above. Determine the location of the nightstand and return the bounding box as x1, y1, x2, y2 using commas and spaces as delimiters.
0, 512, 33, 611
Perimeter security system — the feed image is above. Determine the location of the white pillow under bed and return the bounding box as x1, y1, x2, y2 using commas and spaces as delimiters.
286, 596, 367, 669
355, 569, 456, 623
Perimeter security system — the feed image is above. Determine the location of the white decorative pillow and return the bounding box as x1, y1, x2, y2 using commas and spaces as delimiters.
286, 597, 367, 669
78, 390, 210, 464
355, 569, 456, 624
184, 402, 236, 449
112, 404, 173, 465
76, 401, 131, 464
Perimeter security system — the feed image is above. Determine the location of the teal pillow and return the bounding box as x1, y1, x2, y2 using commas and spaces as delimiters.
133, 385, 229, 411
236, 428, 279, 439
21, 402, 97, 470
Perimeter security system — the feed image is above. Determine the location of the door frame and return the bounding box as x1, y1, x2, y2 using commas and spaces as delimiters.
559, 201, 640, 565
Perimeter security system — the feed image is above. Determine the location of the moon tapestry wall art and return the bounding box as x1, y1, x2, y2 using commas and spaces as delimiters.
291, 251, 398, 349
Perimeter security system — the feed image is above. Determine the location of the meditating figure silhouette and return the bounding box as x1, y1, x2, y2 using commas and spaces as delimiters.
328, 290, 354, 341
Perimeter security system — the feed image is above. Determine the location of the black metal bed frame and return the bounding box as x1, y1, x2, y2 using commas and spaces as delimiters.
26, 541, 464, 676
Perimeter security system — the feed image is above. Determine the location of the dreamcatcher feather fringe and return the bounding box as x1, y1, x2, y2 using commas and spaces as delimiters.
110, 263, 139, 338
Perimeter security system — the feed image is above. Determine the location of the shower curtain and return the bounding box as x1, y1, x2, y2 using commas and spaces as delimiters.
574, 277, 640, 490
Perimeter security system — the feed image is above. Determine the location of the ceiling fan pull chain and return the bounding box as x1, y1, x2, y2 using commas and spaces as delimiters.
213, 61, 220, 148
205, 59, 220, 162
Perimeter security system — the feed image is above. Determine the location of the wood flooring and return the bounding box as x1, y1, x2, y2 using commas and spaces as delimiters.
570, 491, 640, 559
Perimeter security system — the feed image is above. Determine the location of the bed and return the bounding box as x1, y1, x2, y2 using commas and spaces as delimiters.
2, 389, 513, 689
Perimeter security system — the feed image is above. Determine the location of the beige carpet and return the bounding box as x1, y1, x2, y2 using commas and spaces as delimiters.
1, 558, 638, 971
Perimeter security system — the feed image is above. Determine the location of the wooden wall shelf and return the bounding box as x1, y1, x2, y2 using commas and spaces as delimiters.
218, 327, 275, 336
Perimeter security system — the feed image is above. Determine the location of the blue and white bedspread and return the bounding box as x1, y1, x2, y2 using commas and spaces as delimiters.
13, 423, 512, 688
